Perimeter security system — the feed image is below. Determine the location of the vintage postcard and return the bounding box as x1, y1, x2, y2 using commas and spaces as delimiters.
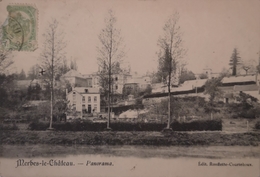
0, 0, 259, 177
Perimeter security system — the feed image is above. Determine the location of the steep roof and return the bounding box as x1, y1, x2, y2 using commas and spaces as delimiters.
181, 79, 207, 89
62, 70, 84, 78
222, 75, 256, 84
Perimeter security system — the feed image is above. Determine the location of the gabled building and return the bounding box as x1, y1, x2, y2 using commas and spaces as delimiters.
90, 72, 132, 94
219, 75, 258, 103
66, 87, 100, 119
60, 70, 92, 87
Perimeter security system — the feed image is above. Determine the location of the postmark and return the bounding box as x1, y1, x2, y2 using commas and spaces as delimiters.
1, 5, 38, 51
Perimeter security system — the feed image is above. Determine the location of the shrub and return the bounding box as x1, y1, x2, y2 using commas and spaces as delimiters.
171, 119, 222, 131
255, 121, 260, 130
28, 121, 49, 130
0, 123, 19, 130
28, 119, 222, 131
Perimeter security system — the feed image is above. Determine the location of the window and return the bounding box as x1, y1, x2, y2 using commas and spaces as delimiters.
72, 104, 76, 110
94, 96, 97, 102
88, 96, 91, 102
82, 96, 85, 102
115, 77, 118, 81
94, 104, 97, 112
82, 104, 86, 111
115, 85, 118, 90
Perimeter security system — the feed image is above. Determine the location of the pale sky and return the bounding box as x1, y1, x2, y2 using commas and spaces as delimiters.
1, 0, 260, 76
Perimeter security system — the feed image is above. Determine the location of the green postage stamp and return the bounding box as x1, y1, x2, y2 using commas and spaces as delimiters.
1, 5, 38, 51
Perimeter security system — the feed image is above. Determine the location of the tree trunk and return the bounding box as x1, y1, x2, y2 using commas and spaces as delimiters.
167, 72, 171, 129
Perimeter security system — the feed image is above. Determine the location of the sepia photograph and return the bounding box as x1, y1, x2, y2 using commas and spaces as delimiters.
0, 0, 259, 176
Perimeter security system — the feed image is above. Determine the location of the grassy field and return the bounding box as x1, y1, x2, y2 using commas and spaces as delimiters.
1, 130, 259, 146
14, 118, 260, 132
222, 118, 259, 132
1, 144, 259, 159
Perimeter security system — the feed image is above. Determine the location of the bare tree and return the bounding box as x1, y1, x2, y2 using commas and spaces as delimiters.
97, 10, 125, 130
157, 12, 186, 130
240, 59, 257, 75
38, 19, 66, 129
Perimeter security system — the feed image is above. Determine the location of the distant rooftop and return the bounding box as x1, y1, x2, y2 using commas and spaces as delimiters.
181, 79, 208, 89
222, 75, 256, 84
62, 70, 84, 78
72, 87, 100, 94
233, 84, 258, 92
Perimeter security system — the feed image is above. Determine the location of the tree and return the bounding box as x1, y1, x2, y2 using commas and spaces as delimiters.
240, 59, 257, 75
27, 64, 40, 80
18, 69, 26, 80
96, 10, 125, 129
204, 77, 223, 118
229, 48, 241, 76
70, 59, 78, 70
157, 12, 186, 130
219, 67, 231, 79
179, 69, 196, 84
199, 73, 208, 79
38, 19, 66, 129
27, 83, 42, 100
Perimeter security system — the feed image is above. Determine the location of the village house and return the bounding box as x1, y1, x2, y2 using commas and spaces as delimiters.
60, 70, 92, 87
219, 74, 258, 103
144, 74, 260, 106
66, 87, 100, 119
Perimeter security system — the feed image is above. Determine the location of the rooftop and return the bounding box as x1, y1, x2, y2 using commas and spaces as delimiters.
222, 75, 256, 84
233, 84, 258, 92
61, 70, 84, 78
73, 87, 100, 94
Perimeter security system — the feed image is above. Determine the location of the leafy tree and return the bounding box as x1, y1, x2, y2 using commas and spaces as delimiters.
27, 83, 42, 100
70, 59, 78, 71
27, 64, 40, 80
96, 10, 125, 129
199, 73, 208, 79
219, 67, 231, 79
0, 74, 26, 109
157, 12, 186, 129
229, 48, 241, 76
179, 69, 196, 84
19, 69, 26, 80
204, 77, 223, 117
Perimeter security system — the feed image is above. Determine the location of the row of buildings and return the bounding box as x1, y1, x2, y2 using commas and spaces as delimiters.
143, 73, 260, 106
61, 70, 152, 118
16, 66, 260, 119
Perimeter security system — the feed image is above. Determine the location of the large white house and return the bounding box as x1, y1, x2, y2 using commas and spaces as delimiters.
66, 87, 100, 118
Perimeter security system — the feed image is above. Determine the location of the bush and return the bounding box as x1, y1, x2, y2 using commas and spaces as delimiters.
171, 119, 222, 131
0, 123, 19, 130
255, 121, 260, 130
28, 122, 49, 130
28, 119, 222, 131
